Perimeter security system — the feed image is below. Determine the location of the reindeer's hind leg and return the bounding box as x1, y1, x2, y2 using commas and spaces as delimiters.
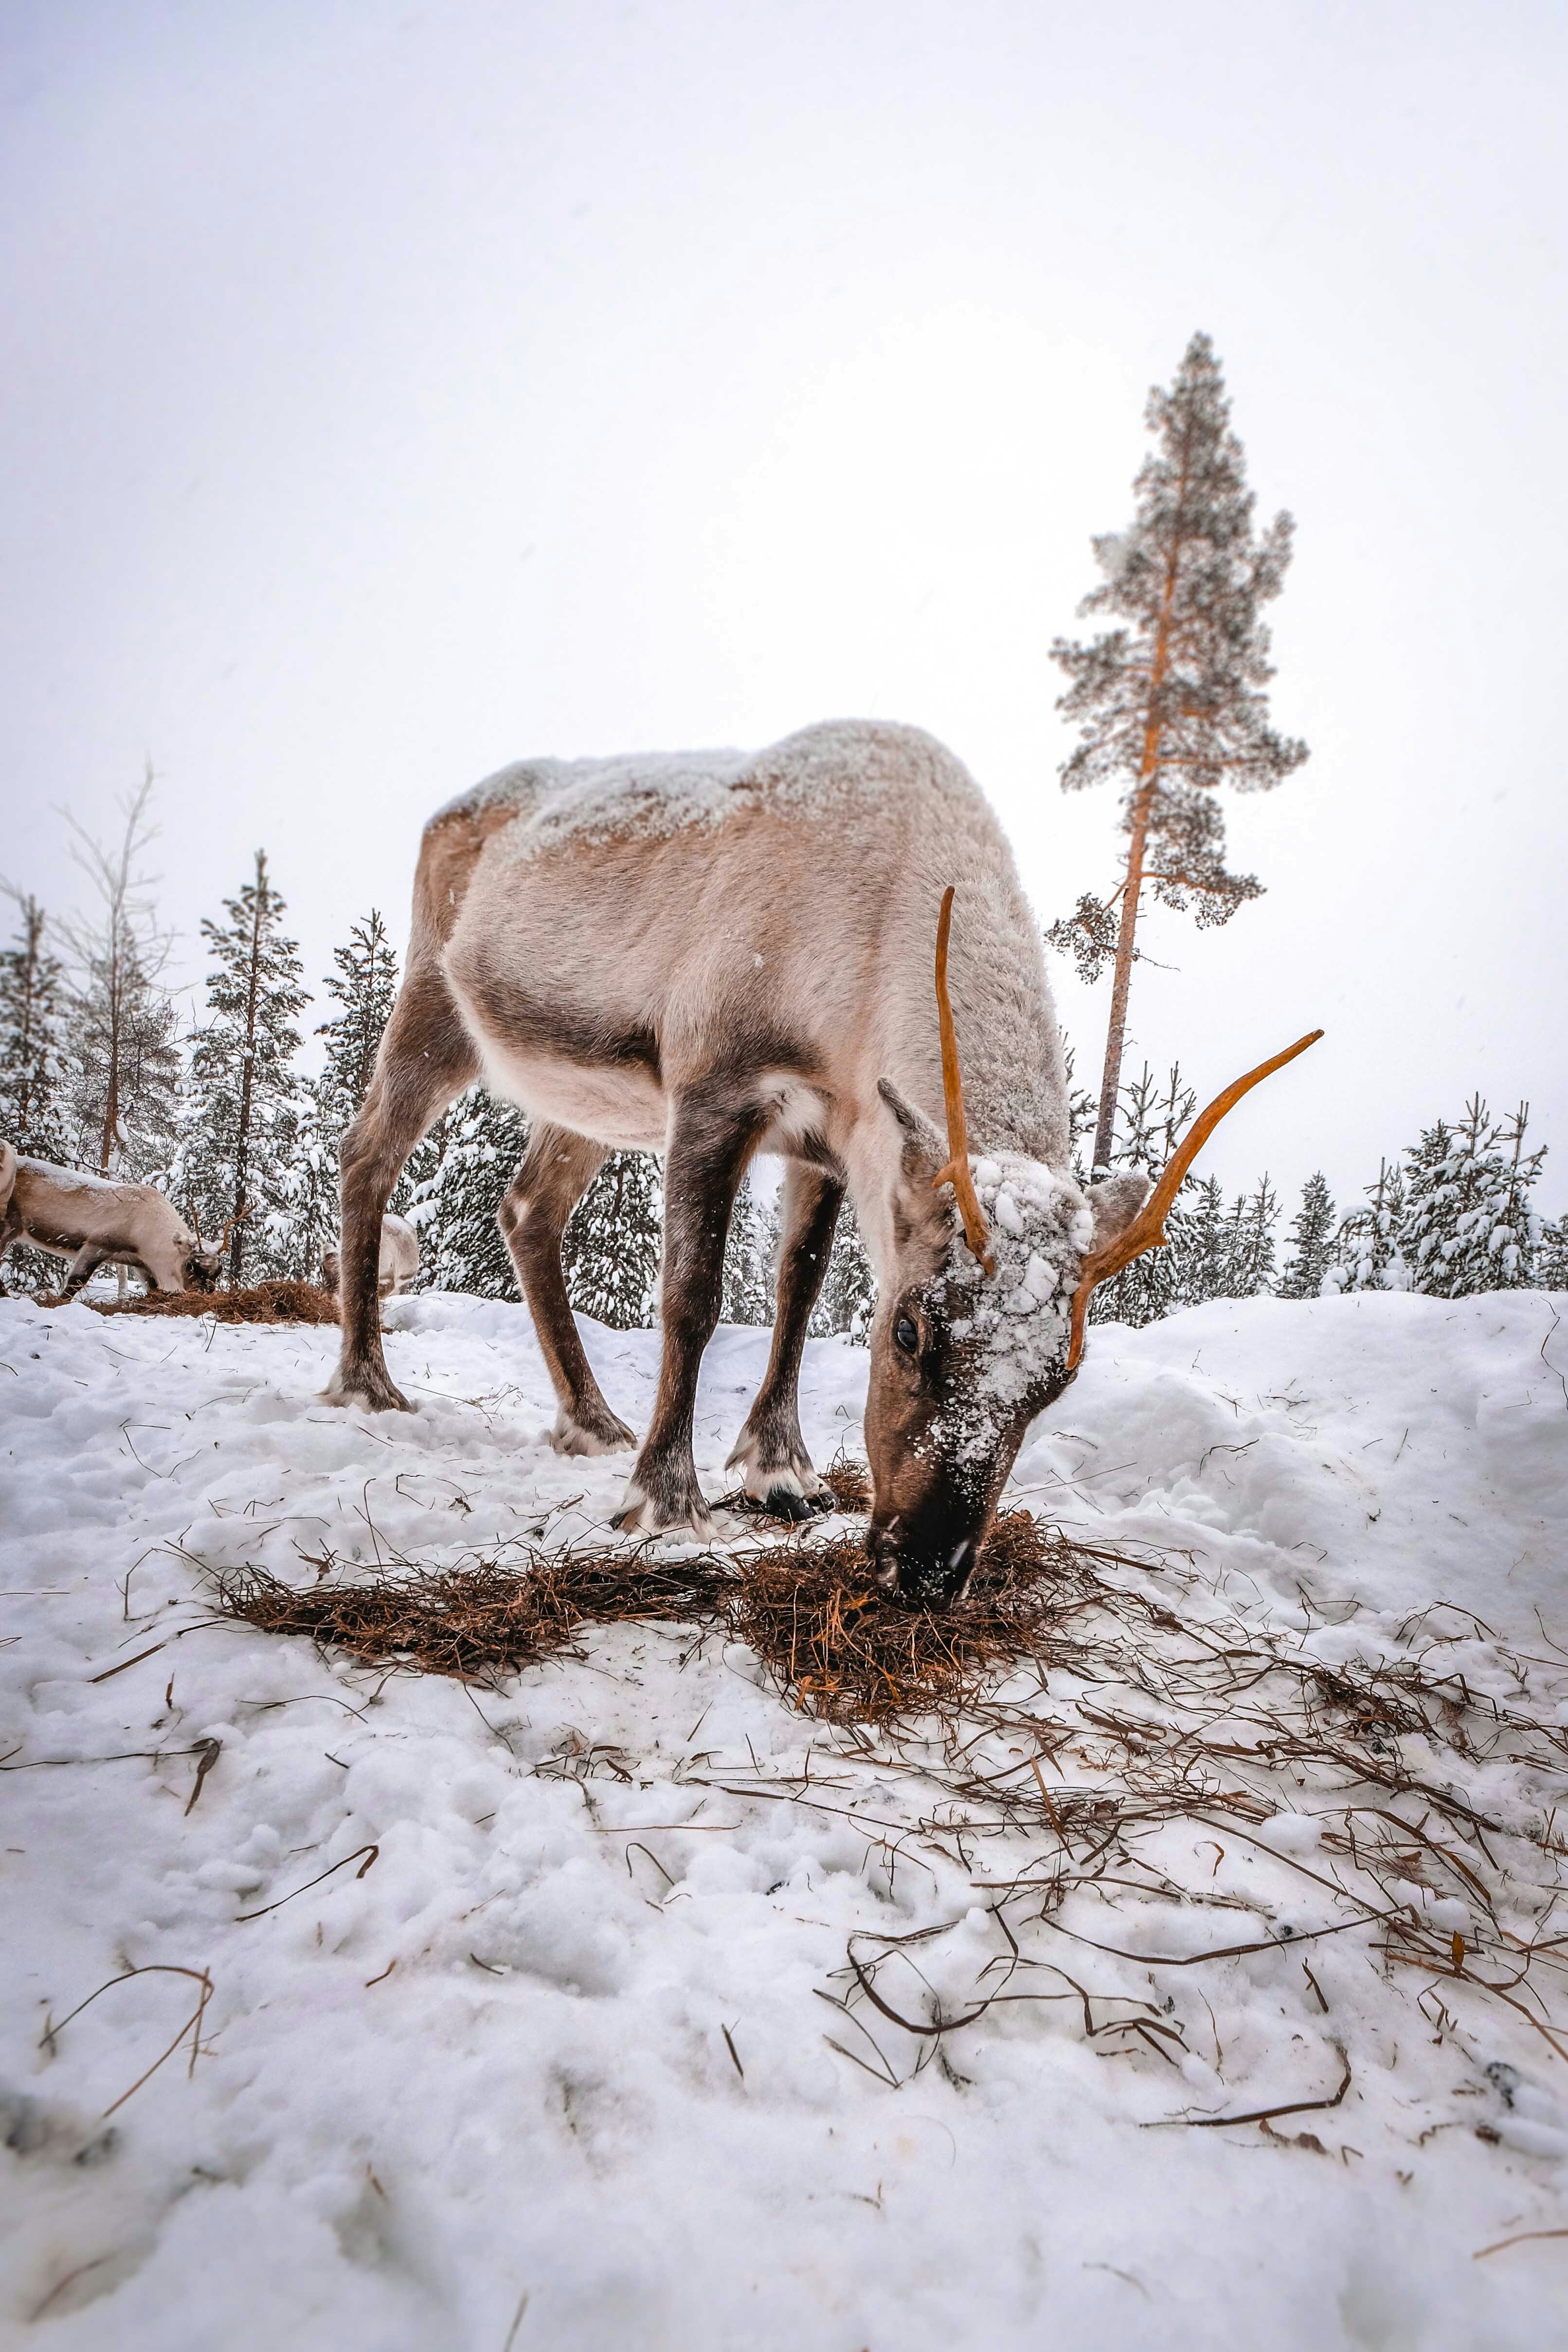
326, 965, 478, 1412
725, 1162, 843, 1520
499, 1125, 635, 1454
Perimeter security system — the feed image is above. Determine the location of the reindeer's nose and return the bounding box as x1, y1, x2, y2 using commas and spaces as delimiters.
868, 1527, 977, 1611
870, 1523, 902, 1594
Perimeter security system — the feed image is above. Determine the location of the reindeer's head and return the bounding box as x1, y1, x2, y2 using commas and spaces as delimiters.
863, 889, 1321, 1610
183, 1203, 248, 1292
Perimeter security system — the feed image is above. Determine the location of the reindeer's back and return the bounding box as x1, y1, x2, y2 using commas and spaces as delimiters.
425, 721, 1063, 1160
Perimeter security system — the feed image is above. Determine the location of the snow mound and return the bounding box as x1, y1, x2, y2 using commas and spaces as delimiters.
2, 1289, 1566, 2348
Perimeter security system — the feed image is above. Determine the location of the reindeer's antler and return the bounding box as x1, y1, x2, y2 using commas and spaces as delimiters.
931, 886, 996, 1277
1066, 1028, 1324, 1370
217, 1202, 255, 1252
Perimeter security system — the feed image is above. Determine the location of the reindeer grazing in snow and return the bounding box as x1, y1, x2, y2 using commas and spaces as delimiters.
0, 1144, 233, 1298
327, 721, 1318, 1607
321, 1212, 419, 1299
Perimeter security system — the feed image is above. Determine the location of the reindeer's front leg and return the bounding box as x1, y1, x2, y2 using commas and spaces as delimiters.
61, 1242, 107, 1298
726, 1162, 843, 1519
613, 1081, 762, 1538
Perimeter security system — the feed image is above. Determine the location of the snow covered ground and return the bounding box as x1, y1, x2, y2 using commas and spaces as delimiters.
2, 1287, 1567, 2348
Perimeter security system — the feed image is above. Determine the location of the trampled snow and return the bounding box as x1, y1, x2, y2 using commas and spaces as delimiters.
2, 1290, 1567, 2346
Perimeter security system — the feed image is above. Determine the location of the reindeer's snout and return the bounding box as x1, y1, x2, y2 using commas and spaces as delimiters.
868, 1521, 978, 1612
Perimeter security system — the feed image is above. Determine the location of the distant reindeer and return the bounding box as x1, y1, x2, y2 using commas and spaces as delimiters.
325, 722, 1316, 1606
322, 1211, 419, 1299
0, 1144, 234, 1298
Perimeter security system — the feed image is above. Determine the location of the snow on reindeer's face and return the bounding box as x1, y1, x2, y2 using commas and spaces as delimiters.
865, 1084, 1148, 1609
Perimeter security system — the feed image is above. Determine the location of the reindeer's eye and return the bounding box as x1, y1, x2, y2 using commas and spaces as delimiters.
894, 1315, 919, 1355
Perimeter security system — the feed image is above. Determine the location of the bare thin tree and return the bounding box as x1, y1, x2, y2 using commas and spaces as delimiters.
56, 767, 178, 1175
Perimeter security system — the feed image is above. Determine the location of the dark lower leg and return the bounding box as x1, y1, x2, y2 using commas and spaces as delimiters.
499, 1125, 633, 1452
614, 1083, 764, 1534
62, 1244, 106, 1298
328, 970, 476, 1410
727, 1164, 843, 1517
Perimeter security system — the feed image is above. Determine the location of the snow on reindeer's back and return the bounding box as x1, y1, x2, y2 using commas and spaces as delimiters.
18, 1156, 117, 1194
436, 720, 934, 862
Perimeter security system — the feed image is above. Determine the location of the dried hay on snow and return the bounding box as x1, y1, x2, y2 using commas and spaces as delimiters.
92, 1280, 340, 1326
212, 1503, 1083, 1722
216, 1548, 731, 1683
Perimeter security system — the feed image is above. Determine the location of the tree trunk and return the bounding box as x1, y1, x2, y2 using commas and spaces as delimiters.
1088, 435, 1194, 1175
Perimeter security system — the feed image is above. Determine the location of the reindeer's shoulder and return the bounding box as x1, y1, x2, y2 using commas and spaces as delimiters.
748, 719, 985, 815
429, 721, 985, 881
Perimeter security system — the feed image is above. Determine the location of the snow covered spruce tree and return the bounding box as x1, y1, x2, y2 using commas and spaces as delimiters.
721, 1170, 776, 1325
1088, 1063, 1197, 1327
562, 1152, 663, 1328
1222, 1176, 1281, 1297
173, 852, 308, 1283
290, 910, 421, 1280
0, 891, 71, 1161
814, 1199, 877, 1343
1539, 1213, 1568, 1292
1278, 1171, 1336, 1298
1046, 333, 1308, 1176
57, 773, 180, 1177
1399, 1099, 1544, 1298
412, 1088, 529, 1297
1327, 1159, 1409, 1293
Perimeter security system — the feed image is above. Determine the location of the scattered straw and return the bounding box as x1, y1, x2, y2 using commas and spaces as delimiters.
215, 1550, 732, 1685
211, 1509, 1080, 1723
92, 1280, 340, 1325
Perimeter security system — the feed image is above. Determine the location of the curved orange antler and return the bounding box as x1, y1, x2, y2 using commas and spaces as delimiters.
931, 886, 996, 1277
217, 1201, 255, 1253
1066, 1029, 1324, 1370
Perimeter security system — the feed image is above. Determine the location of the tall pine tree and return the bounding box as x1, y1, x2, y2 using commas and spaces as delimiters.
1278, 1171, 1337, 1298
1047, 333, 1308, 1174
174, 852, 308, 1282
0, 892, 71, 1161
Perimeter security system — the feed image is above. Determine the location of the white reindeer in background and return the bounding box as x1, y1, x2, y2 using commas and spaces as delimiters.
0, 1145, 234, 1298
325, 721, 1317, 1607
322, 1211, 419, 1299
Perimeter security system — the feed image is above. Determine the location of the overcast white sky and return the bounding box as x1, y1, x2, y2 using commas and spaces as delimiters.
4, 0, 1564, 1213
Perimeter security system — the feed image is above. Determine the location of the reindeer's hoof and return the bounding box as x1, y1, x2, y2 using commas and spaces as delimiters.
323, 1364, 413, 1414
611, 1475, 715, 1543
762, 1482, 834, 1522
728, 1420, 832, 1514
551, 1406, 636, 1457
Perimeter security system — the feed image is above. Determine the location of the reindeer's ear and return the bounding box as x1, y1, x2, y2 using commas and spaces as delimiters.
877, 1078, 945, 1181
1085, 1171, 1151, 1252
